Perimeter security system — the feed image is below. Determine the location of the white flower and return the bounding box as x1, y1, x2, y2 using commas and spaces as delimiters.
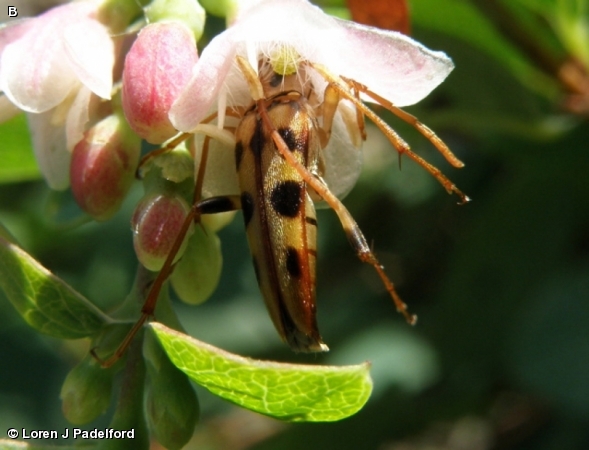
0, 0, 115, 189
169, 0, 453, 199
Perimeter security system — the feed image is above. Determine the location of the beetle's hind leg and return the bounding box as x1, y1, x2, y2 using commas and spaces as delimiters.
311, 63, 469, 205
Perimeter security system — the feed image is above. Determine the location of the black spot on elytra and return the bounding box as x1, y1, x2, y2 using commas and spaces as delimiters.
241, 191, 254, 227
278, 126, 307, 153
250, 119, 265, 160
305, 216, 318, 227
235, 141, 244, 170
285, 247, 301, 278
270, 180, 302, 218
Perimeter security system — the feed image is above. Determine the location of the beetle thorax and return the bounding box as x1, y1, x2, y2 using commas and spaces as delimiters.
257, 45, 311, 100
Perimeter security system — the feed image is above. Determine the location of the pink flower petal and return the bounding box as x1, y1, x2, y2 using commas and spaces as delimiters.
0, 1, 112, 113
333, 19, 454, 107
170, 27, 238, 132
0, 19, 35, 54
172, 0, 453, 133
0, 24, 77, 113
63, 19, 114, 100
232, 0, 453, 106
0, 2, 96, 113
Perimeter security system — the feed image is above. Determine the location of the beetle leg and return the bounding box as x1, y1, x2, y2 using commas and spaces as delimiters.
311, 63, 469, 205
342, 76, 464, 168
318, 82, 365, 149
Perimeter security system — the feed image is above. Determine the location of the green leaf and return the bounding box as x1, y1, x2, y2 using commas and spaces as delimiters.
554, 0, 589, 66
411, 0, 560, 98
0, 113, 41, 184
150, 322, 373, 422
0, 236, 111, 339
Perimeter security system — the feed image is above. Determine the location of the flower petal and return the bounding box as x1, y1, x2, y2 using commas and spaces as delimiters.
320, 102, 363, 202
333, 19, 454, 107
0, 19, 35, 54
65, 86, 92, 152
235, 0, 453, 107
170, 28, 238, 132
63, 19, 114, 100
0, 22, 77, 113
28, 110, 71, 190
192, 133, 240, 198
0, 1, 96, 113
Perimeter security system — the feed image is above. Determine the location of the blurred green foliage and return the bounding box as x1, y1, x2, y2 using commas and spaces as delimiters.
2, 0, 589, 449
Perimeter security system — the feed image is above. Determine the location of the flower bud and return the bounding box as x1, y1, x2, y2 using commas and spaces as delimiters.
144, 330, 199, 450
97, 338, 149, 450
70, 114, 140, 221
201, 210, 236, 232
145, 0, 205, 41
60, 355, 115, 425
132, 191, 193, 272
122, 22, 198, 144
199, 0, 239, 21
171, 223, 222, 305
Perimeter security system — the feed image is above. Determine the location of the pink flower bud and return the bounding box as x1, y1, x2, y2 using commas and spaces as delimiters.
122, 22, 198, 144
132, 192, 192, 272
70, 114, 140, 221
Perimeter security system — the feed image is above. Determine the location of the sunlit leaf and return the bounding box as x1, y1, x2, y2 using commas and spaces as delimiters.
0, 236, 110, 338
554, 0, 589, 66
150, 322, 373, 422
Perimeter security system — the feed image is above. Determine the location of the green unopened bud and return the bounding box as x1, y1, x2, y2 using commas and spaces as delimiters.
150, 146, 194, 184
70, 114, 140, 221
97, 0, 142, 33
201, 210, 236, 232
97, 338, 149, 450
145, 0, 205, 41
60, 355, 115, 425
199, 0, 239, 20
144, 330, 199, 450
171, 223, 222, 305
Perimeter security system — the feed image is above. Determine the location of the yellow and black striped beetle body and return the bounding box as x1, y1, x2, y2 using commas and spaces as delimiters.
235, 73, 327, 352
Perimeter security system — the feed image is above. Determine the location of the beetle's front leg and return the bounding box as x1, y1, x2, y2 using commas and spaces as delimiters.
320, 82, 366, 149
